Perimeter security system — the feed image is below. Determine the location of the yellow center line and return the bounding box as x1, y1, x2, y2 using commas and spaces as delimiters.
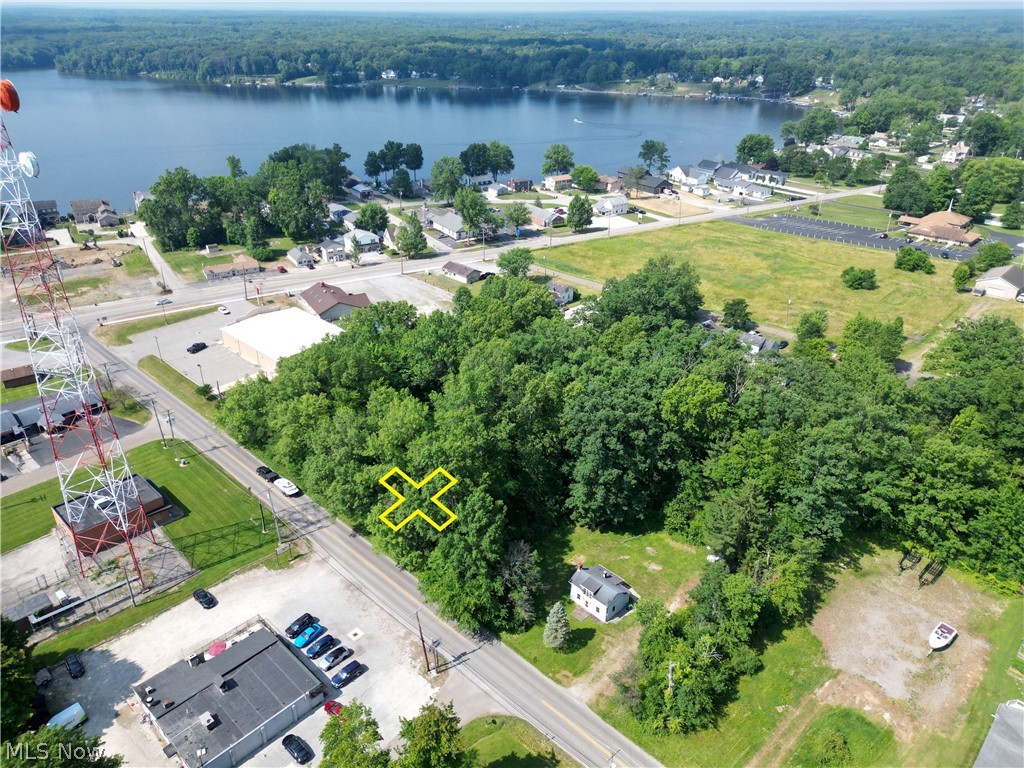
542, 699, 616, 760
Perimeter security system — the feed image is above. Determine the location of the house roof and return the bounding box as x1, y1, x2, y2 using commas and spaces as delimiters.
442, 261, 480, 279
739, 332, 779, 353
697, 159, 721, 172
713, 167, 739, 180
52, 474, 167, 530
222, 307, 342, 365
131, 627, 323, 768
546, 174, 573, 182
977, 265, 1024, 292
639, 175, 670, 191
974, 700, 1024, 768
432, 211, 465, 233
569, 565, 632, 607
722, 162, 757, 176
547, 281, 573, 296
525, 204, 562, 223
317, 237, 345, 251
33, 199, 58, 212
2, 365, 35, 384
70, 198, 113, 214
204, 254, 259, 277
300, 282, 371, 315
346, 229, 380, 244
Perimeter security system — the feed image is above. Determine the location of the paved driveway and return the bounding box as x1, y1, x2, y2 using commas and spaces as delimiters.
735, 214, 977, 262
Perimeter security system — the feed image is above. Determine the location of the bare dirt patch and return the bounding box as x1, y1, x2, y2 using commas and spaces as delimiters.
631, 192, 709, 218
568, 625, 642, 703
810, 550, 1001, 734
666, 569, 703, 612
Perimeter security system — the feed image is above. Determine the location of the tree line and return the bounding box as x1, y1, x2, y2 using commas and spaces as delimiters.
213, 255, 1023, 734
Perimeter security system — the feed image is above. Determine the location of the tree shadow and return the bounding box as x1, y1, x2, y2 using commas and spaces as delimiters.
165, 520, 271, 570
564, 626, 597, 653
530, 524, 575, 608
487, 755, 554, 768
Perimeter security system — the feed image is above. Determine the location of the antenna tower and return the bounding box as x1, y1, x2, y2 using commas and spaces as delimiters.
1, 81, 150, 585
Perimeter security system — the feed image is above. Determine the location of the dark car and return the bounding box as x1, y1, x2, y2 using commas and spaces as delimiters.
282, 734, 314, 765
284, 612, 315, 640
331, 659, 365, 688
878, 232, 888, 239
941, 251, 951, 259
318, 645, 353, 670
777, 340, 789, 349
256, 466, 279, 483
307, 263, 315, 270
305, 634, 336, 659
64, 653, 85, 679
192, 588, 216, 609
186, 342, 207, 354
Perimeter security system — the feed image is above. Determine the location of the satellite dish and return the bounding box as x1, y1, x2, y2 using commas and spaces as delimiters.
18, 152, 39, 178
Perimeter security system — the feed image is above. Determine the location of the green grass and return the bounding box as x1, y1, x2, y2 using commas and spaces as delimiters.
118, 246, 157, 278
1, 475, 63, 552
539, 220, 983, 354
504, 527, 705, 683
0, 380, 38, 405
29, 440, 282, 666
104, 387, 152, 425
137, 355, 218, 420
268, 236, 299, 261
504, 191, 556, 201
95, 306, 216, 346
158, 243, 245, 280
24, 276, 110, 306
754, 194, 893, 229
785, 708, 897, 767
594, 626, 832, 768
462, 716, 573, 767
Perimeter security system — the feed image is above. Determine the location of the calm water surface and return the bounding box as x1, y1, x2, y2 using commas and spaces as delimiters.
7, 69, 805, 212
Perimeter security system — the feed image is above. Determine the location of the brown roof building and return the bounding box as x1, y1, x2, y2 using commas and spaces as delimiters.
2, 365, 35, 389
898, 210, 982, 246
298, 281, 371, 322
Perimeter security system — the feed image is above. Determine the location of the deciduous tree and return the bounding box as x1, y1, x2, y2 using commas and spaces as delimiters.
497, 246, 533, 277
722, 298, 751, 329
402, 143, 424, 179
319, 700, 391, 768
396, 213, 427, 256
503, 201, 530, 231
639, 139, 670, 173
355, 202, 389, 234
486, 140, 515, 180
1, 617, 34, 741
454, 186, 488, 234
364, 151, 382, 184
571, 164, 600, 191
840, 266, 877, 290
459, 142, 491, 178
429, 156, 465, 204
566, 194, 593, 232
894, 246, 936, 274
395, 702, 466, 768
541, 143, 575, 176
736, 133, 775, 164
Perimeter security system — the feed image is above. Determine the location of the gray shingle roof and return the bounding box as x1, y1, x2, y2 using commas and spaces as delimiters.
974, 700, 1024, 768
569, 565, 632, 607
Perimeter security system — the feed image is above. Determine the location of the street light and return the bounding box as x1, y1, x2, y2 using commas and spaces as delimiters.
197, 364, 205, 387
154, 336, 164, 362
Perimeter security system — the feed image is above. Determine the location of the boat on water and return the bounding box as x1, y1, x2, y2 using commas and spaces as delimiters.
573, 117, 583, 124
929, 622, 957, 650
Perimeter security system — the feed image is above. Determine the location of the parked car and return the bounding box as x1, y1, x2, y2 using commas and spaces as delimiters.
777, 340, 789, 349
878, 232, 889, 239
217, 305, 230, 315
331, 659, 365, 687
284, 612, 315, 639
305, 635, 336, 659
186, 342, 207, 354
293, 623, 324, 649
318, 645, 353, 670
307, 263, 315, 270
192, 588, 216, 609
155, 298, 172, 306
323, 701, 346, 718
282, 734, 314, 765
941, 251, 951, 259
274, 477, 301, 497
64, 653, 85, 679
276, 265, 287, 273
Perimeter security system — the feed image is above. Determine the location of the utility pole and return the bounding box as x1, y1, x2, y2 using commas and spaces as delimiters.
197, 364, 205, 387
151, 399, 166, 448
416, 610, 431, 673
166, 409, 179, 462
100, 361, 114, 390
264, 489, 282, 546
249, 486, 267, 533
122, 561, 137, 607
786, 298, 792, 326
154, 336, 164, 362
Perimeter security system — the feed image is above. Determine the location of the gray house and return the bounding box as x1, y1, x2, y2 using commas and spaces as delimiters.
569, 564, 634, 622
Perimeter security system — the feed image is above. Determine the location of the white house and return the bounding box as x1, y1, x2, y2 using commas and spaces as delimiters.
483, 181, 510, 200
542, 174, 574, 192
547, 281, 574, 307
940, 142, 971, 164
594, 195, 627, 216
315, 236, 347, 262
569, 564, 634, 623
344, 229, 382, 256
466, 174, 492, 188
432, 211, 468, 241
974, 266, 1024, 301
441, 261, 481, 284
286, 247, 315, 267
670, 165, 711, 187
381, 69, 398, 80
327, 203, 352, 223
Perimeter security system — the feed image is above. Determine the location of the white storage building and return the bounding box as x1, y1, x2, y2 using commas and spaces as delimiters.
220, 307, 341, 375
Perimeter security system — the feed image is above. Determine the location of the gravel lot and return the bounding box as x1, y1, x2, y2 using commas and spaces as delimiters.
41, 557, 499, 767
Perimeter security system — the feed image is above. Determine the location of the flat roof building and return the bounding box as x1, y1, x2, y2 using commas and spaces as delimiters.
52, 474, 171, 555
132, 623, 326, 768
220, 307, 341, 375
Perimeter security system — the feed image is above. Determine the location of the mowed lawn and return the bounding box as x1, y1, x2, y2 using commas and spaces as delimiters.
462, 716, 574, 767
541, 221, 983, 348
503, 527, 705, 683
769, 194, 893, 229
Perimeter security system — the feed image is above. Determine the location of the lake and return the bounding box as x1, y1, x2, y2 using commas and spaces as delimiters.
5, 69, 805, 213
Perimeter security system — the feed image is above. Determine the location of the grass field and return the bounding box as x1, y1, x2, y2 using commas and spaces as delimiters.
158, 244, 246, 281
0, 380, 38, 405
594, 626, 832, 768
462, 716, 573, 767
784, 707, 897, 767
95, 306, 216, 346
753, 194, 894, 230
28, 440, 282, 666
504, 526, 705, 683
138, 355, 218, 420
540, 220, 992, 352
118, 246, 157, 278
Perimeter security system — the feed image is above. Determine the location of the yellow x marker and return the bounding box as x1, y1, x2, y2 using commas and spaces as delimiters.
379, 467, 458, 532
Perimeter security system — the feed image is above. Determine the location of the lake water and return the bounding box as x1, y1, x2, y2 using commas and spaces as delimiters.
6, 69, 805, 213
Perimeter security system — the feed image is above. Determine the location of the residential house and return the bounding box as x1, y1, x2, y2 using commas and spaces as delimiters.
342, 211, 361, 232
638, 175, 671, 196
940, 142, 971, 164
824, 145, 870, 164
898, 210, 983, 246
381, 69, 398, 80
616, 165, 634, 179
569, 564, 634, 623
739, 331, 780, 354
547, 281, 575, 307
70, 199, 119, 227
466, 174, 492, 189
733, 182, 773, 200
483, 181, 510, 200
937, 113, 966, 126
441, 261, 482, 284
696, 159, 721, 174
752, 169, 788, 187
542, 174, 574, 192
973, 700, 1024, 768
669, 165, 710, 187
327, 203, 352, 223
132, 191, 153, 211
973, 266, 1024, 301
525, 204, 564, 228
868, 132, 892, 150
344, 229, 382, 256
315, 236, 347, 262
690, 185, 712, 198
202, 254, 260, 281
597, 174, 622, 193
351, 184, 374, 200
31, 199, 60, 229
508, 177, 532, 193
286, 246, 315, 267
431, 211, 468, 241
712, 166, 740, 188
299, 281, 372, 321
719, 162, 758, 180
382, 225, 398, 251
594, 195, 627, 216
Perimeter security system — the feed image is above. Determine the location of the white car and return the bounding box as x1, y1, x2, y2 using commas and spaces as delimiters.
155, 298, 172, 306
217, 305, 230, 315
273, 477, 300, 497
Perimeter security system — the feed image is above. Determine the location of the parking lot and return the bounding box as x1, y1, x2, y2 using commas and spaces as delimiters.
42, 558, 498, 767
735, 214, 976, 261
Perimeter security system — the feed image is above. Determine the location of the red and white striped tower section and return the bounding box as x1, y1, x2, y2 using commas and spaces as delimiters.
1, 80, 151, 584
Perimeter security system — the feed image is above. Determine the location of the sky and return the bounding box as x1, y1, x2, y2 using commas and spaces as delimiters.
5, 0, 1020, 9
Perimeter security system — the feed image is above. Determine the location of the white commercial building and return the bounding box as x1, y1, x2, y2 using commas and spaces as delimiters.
220, 307, 342, 375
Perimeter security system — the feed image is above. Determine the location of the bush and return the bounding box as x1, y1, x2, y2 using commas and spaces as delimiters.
841, 266, 877, 290
894, 246, 936, 274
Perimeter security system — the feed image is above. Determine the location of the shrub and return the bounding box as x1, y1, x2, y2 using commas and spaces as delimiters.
841, 266, 877, 290
894, 246, 936, 274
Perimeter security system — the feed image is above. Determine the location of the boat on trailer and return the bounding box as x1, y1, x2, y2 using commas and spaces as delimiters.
929, 622, 957, 650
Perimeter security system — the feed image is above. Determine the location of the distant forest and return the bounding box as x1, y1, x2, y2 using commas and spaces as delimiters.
2, 8, 1022, 108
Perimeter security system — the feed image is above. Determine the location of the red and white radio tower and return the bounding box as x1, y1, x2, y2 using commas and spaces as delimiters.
1, 81, 151, 585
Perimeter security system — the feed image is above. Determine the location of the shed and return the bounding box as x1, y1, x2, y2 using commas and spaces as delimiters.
974, 266, 1024, 301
